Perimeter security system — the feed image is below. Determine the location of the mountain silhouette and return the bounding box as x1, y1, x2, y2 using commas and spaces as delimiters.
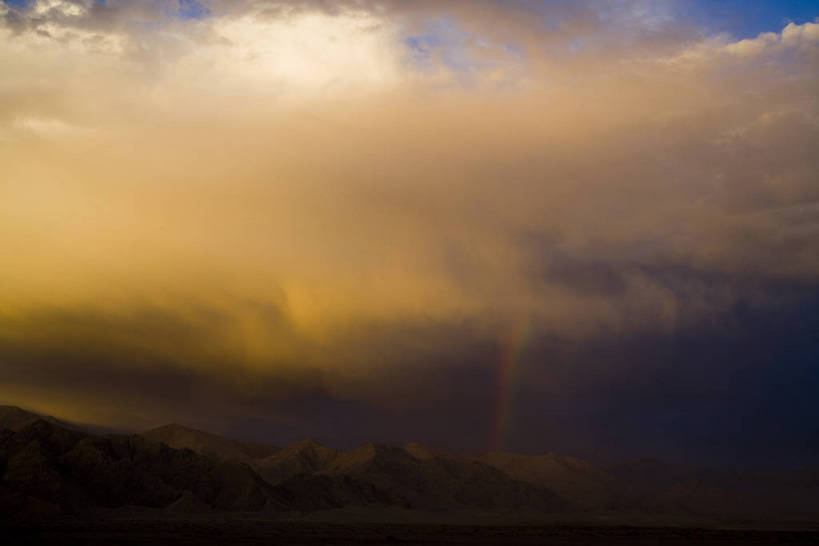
2, 406, 818, 523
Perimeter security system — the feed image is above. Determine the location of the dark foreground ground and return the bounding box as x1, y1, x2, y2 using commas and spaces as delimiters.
4, 520, 819, 545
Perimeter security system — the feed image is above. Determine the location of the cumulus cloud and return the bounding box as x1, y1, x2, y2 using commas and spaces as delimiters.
0, 1, 817, 454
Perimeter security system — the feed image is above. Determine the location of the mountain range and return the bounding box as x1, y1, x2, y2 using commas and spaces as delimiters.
1, 406, 817, 523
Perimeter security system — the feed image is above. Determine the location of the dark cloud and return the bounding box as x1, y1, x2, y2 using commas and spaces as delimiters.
1, 285, 817, 468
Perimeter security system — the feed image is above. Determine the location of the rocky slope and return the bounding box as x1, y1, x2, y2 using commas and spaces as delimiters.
0, 416, 285, 520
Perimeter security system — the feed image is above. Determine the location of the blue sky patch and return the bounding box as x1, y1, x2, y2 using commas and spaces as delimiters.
178, 0, 209, 20
687, 0, 818, 38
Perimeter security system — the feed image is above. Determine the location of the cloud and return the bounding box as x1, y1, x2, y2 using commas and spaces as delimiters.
0, 1, 817, 460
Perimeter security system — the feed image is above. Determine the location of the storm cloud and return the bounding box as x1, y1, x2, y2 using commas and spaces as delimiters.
1, 0, 817, 466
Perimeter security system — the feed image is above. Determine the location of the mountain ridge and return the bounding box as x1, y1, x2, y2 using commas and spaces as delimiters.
2, 406, 818, 522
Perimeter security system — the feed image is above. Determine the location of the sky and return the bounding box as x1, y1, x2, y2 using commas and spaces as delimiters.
1, 0, 818, 468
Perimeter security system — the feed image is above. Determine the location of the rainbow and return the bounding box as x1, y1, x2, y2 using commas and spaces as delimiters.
489, 317, 531, 451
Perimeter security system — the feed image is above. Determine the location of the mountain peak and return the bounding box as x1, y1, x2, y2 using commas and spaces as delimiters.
147, 422, 203, 434
294, 438, 322, 449
142, 423, 278, 461
0, 405, 55, 431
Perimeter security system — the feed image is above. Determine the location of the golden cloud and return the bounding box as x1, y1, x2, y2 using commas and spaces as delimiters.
1, 0, 817, 427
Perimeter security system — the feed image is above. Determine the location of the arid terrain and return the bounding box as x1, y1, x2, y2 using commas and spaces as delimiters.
6, 518, 819, 545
